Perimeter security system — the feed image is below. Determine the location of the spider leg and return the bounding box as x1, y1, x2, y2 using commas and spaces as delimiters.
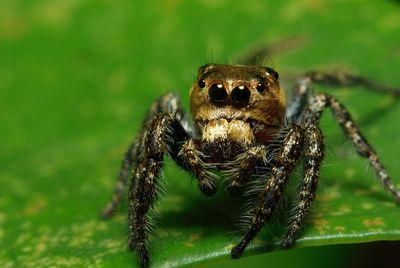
283, 90, 400, 249
100, 139, 136, 218
100, 93, 190, 218
304, 93, 400, 201
128, 113, 171, 268
100, 93, 193, 267
306, 71, 400, 96
231, 124, 305, 259
225, 145, 268, 197
286, 71, 400, 122
129, 111, 193, 268
282, 124, 324, 248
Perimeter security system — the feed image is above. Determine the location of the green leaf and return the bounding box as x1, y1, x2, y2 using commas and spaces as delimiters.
1, 0, 400, 267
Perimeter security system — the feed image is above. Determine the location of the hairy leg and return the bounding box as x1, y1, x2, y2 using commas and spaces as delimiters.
303, 93, 400, 202
100, 93, 189, 218
231, 124, 305, 258
100, 140, 136, 218
283, 90, 400, 249
286, 71, 400, 122
129, 113, 190, 268
282, 124, 324, 248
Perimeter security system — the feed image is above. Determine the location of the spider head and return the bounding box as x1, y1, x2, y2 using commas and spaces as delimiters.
190, 64, 286, 144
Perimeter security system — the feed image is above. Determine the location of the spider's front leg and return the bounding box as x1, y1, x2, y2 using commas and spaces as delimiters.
100, 93, 189, 218
101, 93, 192, 267
231, 124, 305, 258
128, 113, 170, 267
128, 111, 191, 268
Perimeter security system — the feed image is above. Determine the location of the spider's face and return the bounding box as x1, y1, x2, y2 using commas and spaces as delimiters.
190, 64, 286, 144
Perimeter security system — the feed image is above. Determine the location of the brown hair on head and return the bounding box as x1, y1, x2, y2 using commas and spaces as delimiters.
190, 64, 286, 134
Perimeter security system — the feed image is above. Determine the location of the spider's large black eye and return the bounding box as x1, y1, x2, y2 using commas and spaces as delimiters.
265, 67, 279, 80
198, 78, 206, 89
231, 86, 251, 107
209, 83, 227, 105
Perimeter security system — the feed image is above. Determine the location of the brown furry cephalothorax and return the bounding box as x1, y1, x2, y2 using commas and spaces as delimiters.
101, 61, 400, 268
190, 64, 286, 147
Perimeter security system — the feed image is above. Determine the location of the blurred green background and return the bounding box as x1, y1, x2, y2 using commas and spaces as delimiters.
1, 0, 400, 267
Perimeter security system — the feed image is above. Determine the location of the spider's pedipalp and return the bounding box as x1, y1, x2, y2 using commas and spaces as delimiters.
224, 145, 268, 196
179, 139, 218, 196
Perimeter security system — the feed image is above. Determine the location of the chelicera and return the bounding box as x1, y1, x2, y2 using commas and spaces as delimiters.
100, 62, 400, 267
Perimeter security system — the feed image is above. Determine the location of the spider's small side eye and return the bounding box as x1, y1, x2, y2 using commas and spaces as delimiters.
265, 67, 279, 80
256, 83, 266, 93
198, 79, 206, 89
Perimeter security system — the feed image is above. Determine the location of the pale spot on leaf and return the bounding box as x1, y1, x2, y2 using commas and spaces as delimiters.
379, 12, 400, 31
107, 71, 128, 93
362, 217, 385, 228
330, 205, 351, 216
22, 196, 47, 216
32, 0, 83, 27
0, 213, 5, 224
378, 95, 396, 109
183, 233, 202, 248
362, 203, 374, 210
354, 189, 375, 196
0, 16, 28, 39
317, 185, 341, 202
344, 168, 355, 180
198, 0, 228, 8
22, 246, 33, 253
311, 218, 330, 234
281, 0, 326, 21
334, 226, 346, 232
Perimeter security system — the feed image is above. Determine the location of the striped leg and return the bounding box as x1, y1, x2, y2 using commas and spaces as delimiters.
100, 93, 189, 218
286, 71, 400, 122
128, 113, 193, 268
100, 140, 136, 218
282, 124, 324, 247
304, 93, 400, 202
231, 124, 305, 258
128, 114, 171, 267
283, 92, 400, 249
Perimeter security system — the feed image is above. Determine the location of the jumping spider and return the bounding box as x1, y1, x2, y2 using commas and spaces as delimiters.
101, 62, 400, 267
